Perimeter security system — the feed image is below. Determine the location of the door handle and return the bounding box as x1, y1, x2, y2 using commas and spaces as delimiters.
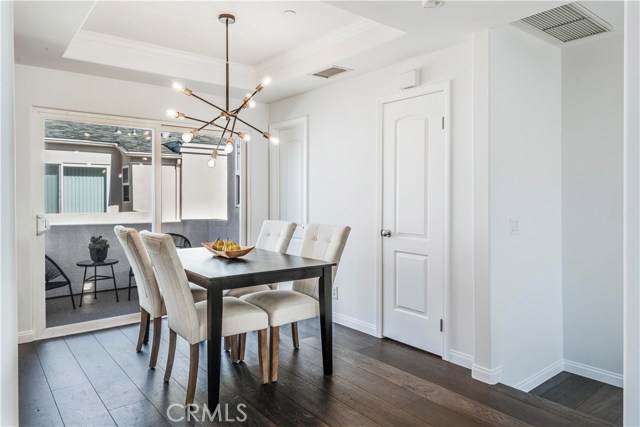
380, 229, 392, 237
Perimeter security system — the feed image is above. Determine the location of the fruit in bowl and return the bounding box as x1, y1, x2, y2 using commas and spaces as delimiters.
203, 238, 255, 259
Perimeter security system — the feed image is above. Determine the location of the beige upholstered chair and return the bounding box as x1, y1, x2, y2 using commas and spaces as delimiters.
114, 226, 207, 369
140, 231, 269, 404
241, 224, 351, 381
224, 220, 296, 356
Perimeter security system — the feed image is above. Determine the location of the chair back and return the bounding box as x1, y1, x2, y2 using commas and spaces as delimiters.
114, 226, 163, 317
45, 255, 69, 288
140, 231, 200, 344
256, 220, 296, 252
168, 233, 191, 248
293, 224, 351, 299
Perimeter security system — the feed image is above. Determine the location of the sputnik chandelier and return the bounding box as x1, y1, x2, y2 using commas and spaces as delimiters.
166, 13, 278, 168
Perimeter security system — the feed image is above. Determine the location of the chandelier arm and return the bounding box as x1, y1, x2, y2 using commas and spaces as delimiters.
215, 116, 233, 151
190, 93, 228, 115
197, 114, 222, 131
233, 115, 267, 135
183, 115, 243, 137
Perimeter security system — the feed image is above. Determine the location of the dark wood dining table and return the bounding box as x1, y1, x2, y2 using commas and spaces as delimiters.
177, 247, 336, 407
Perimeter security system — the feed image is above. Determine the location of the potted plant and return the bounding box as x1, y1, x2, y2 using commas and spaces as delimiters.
89, 235, 110, 262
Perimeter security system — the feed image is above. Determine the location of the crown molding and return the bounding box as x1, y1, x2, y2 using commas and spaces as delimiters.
63, 30, 257, 90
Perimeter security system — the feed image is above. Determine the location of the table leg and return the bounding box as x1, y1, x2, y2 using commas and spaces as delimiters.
207, 286, 224, 407
318, 266, 333, 375
79, 267, 88, 308
110, 264, 119, 302
94, 266, 98, 299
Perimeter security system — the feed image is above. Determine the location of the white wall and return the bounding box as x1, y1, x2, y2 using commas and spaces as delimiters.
270, 41, 475, 357
0, 2, 18, 424
488, 25, 563, 387
562, 34, 624, 378
14, 64, 269, 337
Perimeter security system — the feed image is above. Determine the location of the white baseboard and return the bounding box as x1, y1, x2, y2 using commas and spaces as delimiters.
564, 359, 623, 388
18, 330, 34, 344
447, 349, 474, 369
333, 313, 377, 337
472, 363, 503, 384
514, 359, 564, 392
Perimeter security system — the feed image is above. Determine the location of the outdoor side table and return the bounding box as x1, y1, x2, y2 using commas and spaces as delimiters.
76, 259, 120, 307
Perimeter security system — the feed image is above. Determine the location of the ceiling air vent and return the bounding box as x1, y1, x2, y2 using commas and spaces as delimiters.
311, 66, 351, 79
519, 3, 611, 43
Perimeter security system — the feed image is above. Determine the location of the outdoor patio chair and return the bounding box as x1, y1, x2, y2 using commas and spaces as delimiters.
45, 255, 76, 309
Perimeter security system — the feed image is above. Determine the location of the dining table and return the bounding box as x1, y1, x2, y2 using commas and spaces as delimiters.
177, 247, 336, 407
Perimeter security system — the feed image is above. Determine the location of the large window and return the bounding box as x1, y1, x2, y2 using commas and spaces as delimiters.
45, 164, 108, 214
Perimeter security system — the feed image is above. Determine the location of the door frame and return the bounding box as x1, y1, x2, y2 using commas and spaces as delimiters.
268, 116, 309, 231
375, 81, 452, 361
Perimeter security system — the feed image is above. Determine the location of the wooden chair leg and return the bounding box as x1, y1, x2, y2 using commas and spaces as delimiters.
136, 308, 149, 352
230, 335, 239, 363
186, 344, 199, 405
224, 336, 231, 352
164, 329, 176, 383
291, 322, 300, 349
238, 333, 247, 361
149, 317, 162, 369
258, 329, 268, 384
270, 326, 279, 382
143, 312, 150, 344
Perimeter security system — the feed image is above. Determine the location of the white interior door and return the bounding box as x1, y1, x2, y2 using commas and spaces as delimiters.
269, 117, 308, 254
382, 90, 446, 355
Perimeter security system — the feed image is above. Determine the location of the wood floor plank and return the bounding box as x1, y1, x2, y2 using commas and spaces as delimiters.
18, 343, 64, 427
243, 333, 426, 427
109, 399, 170, 427
65, 333, 148, 410
52, 382, 116, 426
401, 397, 490, 427
575, 384, 623, 425
541, 374, 605, 409
529, 371, 573, 396
34, 337, 89, 391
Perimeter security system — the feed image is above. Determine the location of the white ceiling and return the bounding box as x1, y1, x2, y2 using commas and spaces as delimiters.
14, 1, 625, 103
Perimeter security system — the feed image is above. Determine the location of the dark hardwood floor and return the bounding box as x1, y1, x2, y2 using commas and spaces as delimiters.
20, 319, 617, 426
530, 372, 623, 425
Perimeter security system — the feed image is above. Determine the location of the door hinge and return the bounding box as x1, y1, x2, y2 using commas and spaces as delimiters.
441, 116, 445, 130
440, 319, 443, 332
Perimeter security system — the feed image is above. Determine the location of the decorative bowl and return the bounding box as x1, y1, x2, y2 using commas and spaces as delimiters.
202, 243, 255, 259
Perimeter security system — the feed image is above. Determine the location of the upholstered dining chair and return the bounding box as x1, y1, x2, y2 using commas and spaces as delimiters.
114, 226, 207, 369
224, 220, 296, 357
241, 223, 351, 381
140, 231, 269, 404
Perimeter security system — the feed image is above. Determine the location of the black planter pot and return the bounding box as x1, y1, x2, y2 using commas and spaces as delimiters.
89, 245, 109, 263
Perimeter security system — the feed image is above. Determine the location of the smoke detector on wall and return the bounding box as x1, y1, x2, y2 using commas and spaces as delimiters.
515, 2, 612, 45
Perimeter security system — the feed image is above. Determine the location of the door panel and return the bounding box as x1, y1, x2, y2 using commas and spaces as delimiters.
382, 91, 446, 355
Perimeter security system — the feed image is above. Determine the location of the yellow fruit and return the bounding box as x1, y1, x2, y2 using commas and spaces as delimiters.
212, 237, 224, 251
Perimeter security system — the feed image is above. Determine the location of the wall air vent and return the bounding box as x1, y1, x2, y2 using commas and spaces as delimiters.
519, 3, 611, 43
311, 66, 351, 79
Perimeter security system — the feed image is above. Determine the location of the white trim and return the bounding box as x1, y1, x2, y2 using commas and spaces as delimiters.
472, 364, 503, 384
268, 116, 309, 232
333, 313, 377, 337
36, 313, 140, 341
564, 359, 624, 388
514, 360, 564, 392
18, 330, 33, 344
448, 349, 474, 369
375, 81, 452, 356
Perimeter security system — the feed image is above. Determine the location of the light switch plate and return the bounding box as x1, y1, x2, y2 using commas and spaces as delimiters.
510, 218, 520, 235
332, 286, 338, 299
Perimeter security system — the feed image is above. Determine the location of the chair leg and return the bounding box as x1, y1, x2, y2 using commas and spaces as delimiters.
238, 333, 247, 361
68, 281, 76, 310
136, 308, 149, 352
224, 336, 231, 352
291, 322, 300, 349
230, 335, 239, 363
186, 344, 199, 405
149, 317, 162, 369
143, 312, 150, 344
258, 329, 268, 384
164, 329, 176, 383
270, 326, 280, 382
